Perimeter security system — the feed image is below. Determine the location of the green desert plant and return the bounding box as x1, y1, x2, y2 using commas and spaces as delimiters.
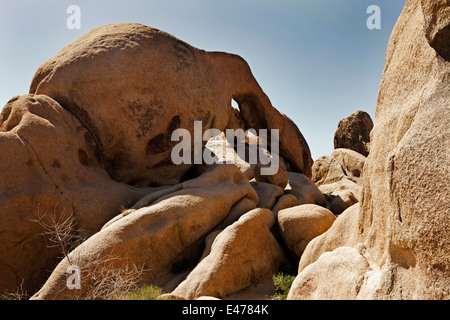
268, 272, 296, 300
116, 284, 167, 300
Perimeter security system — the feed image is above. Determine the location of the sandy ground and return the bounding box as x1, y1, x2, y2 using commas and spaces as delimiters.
222, 279, 276, 300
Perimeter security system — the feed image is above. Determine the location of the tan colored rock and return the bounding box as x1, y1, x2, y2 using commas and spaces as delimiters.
356, 0, 450, 298
198, 230, 222, 263
297, 204, 361, 273
225, 107, 246, 131
30, 23, 313, 186
254, 163, 288, 189
278, 204, 336, 259
169, 209, 287, 299
289, 0, 450, 299
272, 194, 299, 214
31, 165, 258, 300
319, 177, 362, 202
196, 296, 221, 300
250, 181, 284, 209
313, 151, 362, 214
108, 184, 257, 294
288, 246, 370, 300
330, 148, 366, 183
0, 94, 149, 295
285, 172, 326, 206
327, 190, 358, 215
333, 110, 373, 157
271, 194, 300, 247
211, 197, 258, 232
203, 132, 254, 180
311, 155, 345, 186
311, 149, 364, 214
420, 0, 450, 60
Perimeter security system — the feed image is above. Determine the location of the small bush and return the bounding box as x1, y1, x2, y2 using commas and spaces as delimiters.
116, 285, 166, 300
268, 272, 296, 300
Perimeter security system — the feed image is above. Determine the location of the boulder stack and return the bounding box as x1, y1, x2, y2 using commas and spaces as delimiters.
0, 23, 315, 298
1, 0, 449, 300
288, 0, 450, 300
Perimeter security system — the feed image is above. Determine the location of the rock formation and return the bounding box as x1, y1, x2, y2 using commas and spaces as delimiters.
0, 94, 150, 294
168, 208, 287, 300
31, 165, 259, 299
310, 146, 365, 215
0, 23, 313, 298
333, 110, 373, 156
288, 0, 450, 300
1, 0, 449, 301
278, 204, 336, 260
29, 23, 313, 186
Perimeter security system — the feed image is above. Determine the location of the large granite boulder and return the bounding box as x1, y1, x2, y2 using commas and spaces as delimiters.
31, 165, 258, 300
289, 0, 450, 300
0, 94, 149, 295
333, 110, 373, 156
29, 23, 313, 186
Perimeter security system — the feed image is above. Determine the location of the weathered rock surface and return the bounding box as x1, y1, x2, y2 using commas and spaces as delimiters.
318, 177, 362, 201
272, 194, 299, 214
29, 23, 313, 186
0, 94, 149, 295
278, 204, 336, 259
250, 181, 284, 209
297, 204, 361, 273
289, 0, 450, 300
327, 189, 359, 215
30, 165, 258, 300
311, 155, 345, 186
333, 110, 373, 156
203, 133, 254, 180
168, 209, 286, 299
288, 246, 370, 300
284, 172, 326, 206
330, 148, 366, 184
0, 23, 317, 298
1, 1, 448, 301
312, 148, 364, 214
312, 148, 365, 187
421, 0, 450, 61
254, 163, 289, 189
356, 0, 450, 298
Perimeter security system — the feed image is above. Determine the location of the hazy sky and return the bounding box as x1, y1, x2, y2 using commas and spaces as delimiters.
0, 0, 406, 160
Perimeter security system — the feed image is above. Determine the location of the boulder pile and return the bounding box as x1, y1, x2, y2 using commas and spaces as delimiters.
0, 0, 448, 300
0, 23, 316, 299
288, 0, 449, 300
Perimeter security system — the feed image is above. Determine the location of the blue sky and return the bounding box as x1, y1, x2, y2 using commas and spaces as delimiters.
0, 0, 406, 160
